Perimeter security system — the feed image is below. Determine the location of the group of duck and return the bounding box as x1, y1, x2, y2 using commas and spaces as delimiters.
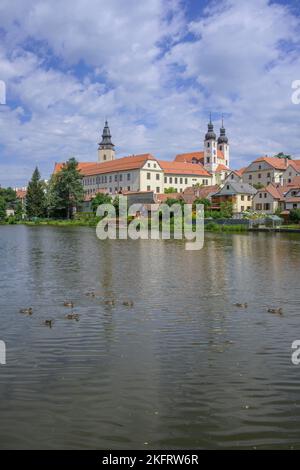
19, 293, 135, 328
234, 303, 283, 315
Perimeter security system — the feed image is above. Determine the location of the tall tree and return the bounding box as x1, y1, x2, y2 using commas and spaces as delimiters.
26, 167, 46, 218
0, 196, 6, 220
48, 158, 84, 219
274, 152, 292, 160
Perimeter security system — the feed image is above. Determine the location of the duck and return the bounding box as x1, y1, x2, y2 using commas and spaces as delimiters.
234, 303, 248, 309
63, 301, 74, 308
268, 308, 283, 315
85, 292, 95, 297
104, 300, 115, 306
19, 307, 33, 315
44, 320, 53, 328
65, 313, 80, 321
123, 300, 134, 307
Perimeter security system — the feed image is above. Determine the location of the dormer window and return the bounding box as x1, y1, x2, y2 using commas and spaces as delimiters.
207, 142, 210, 148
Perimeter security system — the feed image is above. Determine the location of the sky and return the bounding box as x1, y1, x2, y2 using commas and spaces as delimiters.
0, 0, 300, 187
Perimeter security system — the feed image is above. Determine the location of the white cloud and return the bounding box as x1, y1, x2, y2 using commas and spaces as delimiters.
0, 0, 300, 186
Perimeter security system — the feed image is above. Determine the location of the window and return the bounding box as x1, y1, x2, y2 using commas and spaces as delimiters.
258, 165, 262, 170
115, 174, 118, 182
156, 173, 160, 180
180, 178, 183, 184
147, 163, 150, 168
115, 187, 118, 192
293, 204, 298, 209
104, 176, 107, 183
119, 174, 123, 182
147, 185, 151, 191
264, 193, 267, 198
220, 145, 223, 151
207, 142, 210, 148
264, 203, 270, 211
127, 186, 130, 191
258, 174, 262, 179
109, 187, 112, 193
169, 177, 173, 183
267, 173, 271, 178
109, 175, 112, 182
207, 157, 210, 164
185, 178, 188, 184
227, 185, 230, 190
249, 175, 252, 180
154, 164, 157, 168
256, 204, 262, 210
103, 154, 106, 161
241, 206, 245, 212
147, 172, 151, 180
127, 173, 131, 181
231, 174, 234, 179
259, 193, 262, 198
175, 177, 178, 184
156, 187, 160, 193
241, 195, 245, 201
164, 177, 167, 183
247, 196, 251, 201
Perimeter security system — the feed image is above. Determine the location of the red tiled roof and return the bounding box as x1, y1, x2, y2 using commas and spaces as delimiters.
16, 189, 27, 199
216, 164, 230, 172
264, 183, 284, 200
155, 193, 182, 203
285, 197, 300, 203
54, 154, 157, 176
234, 167, 246, 177
289, 160, 300, 171
252, 156, 290, 170
158, 160, 212, 177
182, 185, 220, 203
174, 150, 224, 163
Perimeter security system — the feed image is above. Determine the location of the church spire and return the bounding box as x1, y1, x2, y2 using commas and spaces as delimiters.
98, 120, 115, 162
218, 115, 228, 144
98, 120, 115, 150
205, 114, 216, 140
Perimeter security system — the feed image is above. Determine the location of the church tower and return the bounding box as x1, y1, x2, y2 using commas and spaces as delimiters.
217, 116, 230, 168
98, 120, 115, 162
204, 115, 218, 173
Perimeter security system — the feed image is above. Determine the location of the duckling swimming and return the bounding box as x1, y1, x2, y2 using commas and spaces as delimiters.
268, 308, 283, 315
65, 313, 80, 321
104, 300, 115, 306
85, 292, 96, 297
234, 303, 248, 309
123, 300, 134, 307
63, 301, 74, 308
44, 320, 53, 328
19, 308, 33, 315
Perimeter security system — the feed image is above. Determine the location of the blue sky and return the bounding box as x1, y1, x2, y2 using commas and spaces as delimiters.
0, 0, 300, 187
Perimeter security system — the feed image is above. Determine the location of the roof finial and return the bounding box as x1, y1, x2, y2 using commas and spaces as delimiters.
209, 112, 212, 124
221, 113, 224, 128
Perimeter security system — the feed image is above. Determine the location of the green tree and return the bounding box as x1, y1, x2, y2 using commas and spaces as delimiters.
253, 183, 265, 190
0, 196, 6, 220
26, 167, 46, 218
165, 197, 183, 207
289, 209, 300, 224
220, 201, 233, 218
274, 152, 292, 160
91, 193, 112, 214
194, 197, 211, 211
164, 187, 178, 194
47, 158, 84, 219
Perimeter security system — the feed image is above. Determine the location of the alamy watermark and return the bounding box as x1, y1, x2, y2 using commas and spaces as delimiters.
291, 340, 300, 365
95, 195, 204, 251
0, 80, 6, 105
0, 341, 6, 365
291, 80, 300, 104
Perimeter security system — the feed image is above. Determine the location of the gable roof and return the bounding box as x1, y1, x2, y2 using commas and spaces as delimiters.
256, 183, 284, 200
250, 156, 290, 171
288, 160, 300, 172
216, 164, 230, 172
215, 181, 257, 196
157, 160, 212, 177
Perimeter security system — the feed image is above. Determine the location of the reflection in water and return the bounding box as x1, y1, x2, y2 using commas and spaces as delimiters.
0, 226, 300, 449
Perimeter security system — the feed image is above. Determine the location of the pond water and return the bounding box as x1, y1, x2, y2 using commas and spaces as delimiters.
0, 225, 300, 449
